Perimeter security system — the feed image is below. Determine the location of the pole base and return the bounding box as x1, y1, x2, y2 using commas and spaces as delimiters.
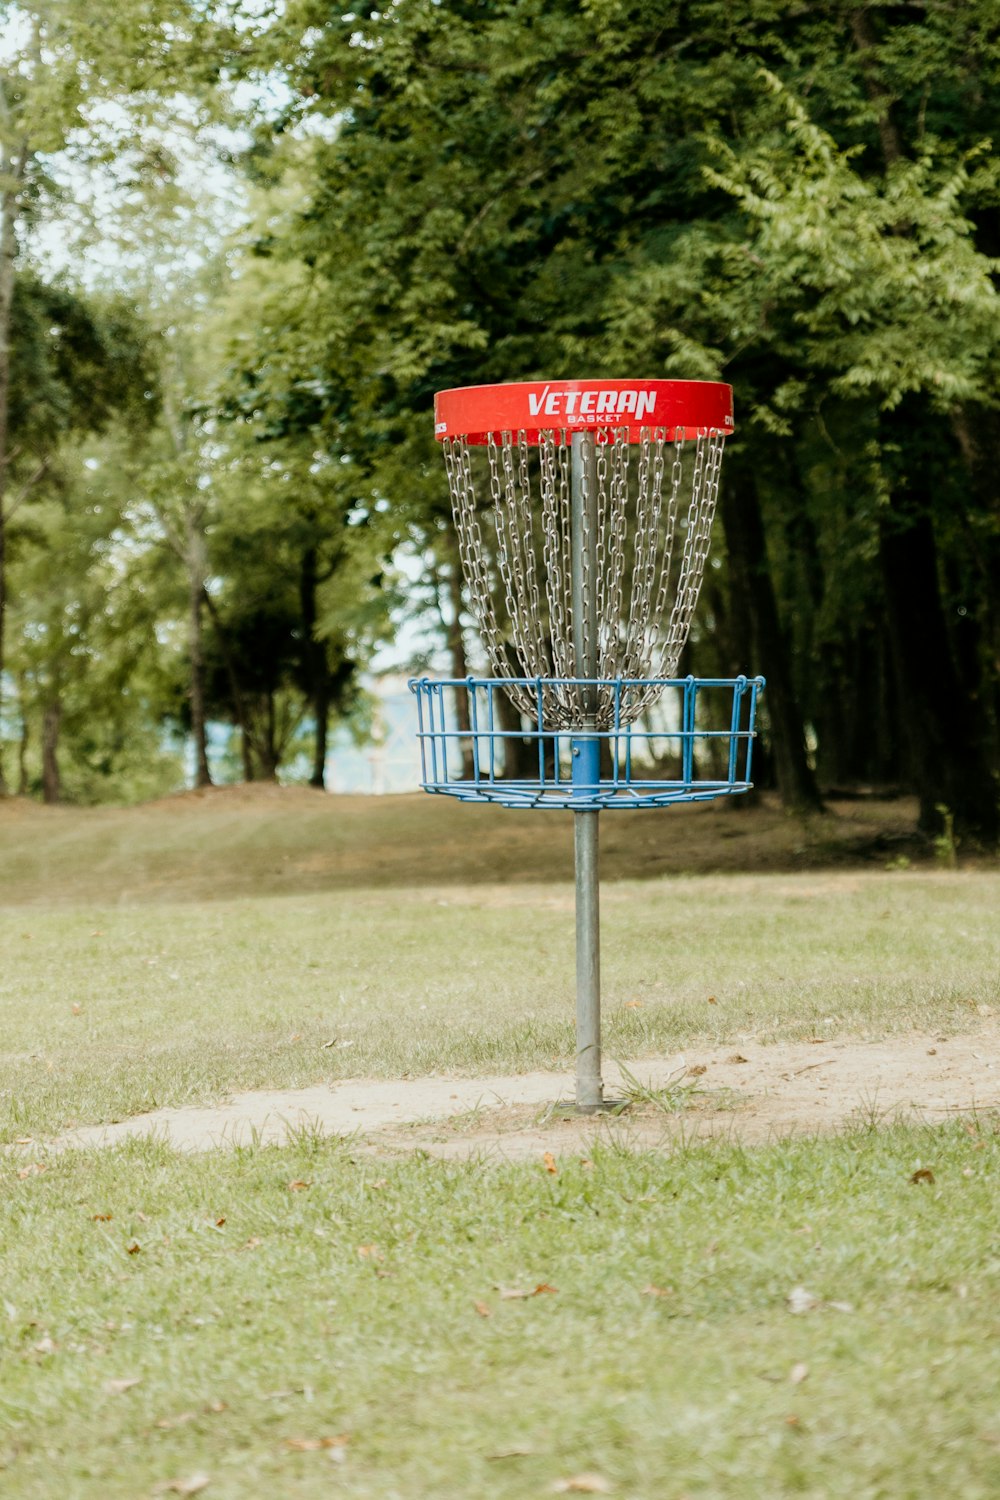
553, 1098, 630, 1117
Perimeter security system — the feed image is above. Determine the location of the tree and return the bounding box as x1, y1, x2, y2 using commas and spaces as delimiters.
248, 0, 999, 839
0, 0, 238, 791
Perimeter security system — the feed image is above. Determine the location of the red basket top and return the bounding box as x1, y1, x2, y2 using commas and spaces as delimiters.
434, 379, 734, 444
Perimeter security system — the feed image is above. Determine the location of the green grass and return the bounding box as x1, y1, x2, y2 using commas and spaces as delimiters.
0, 871, 997, 1140
0, 786, 936, 908
1, 790, 998, 1495
3, 1121, 1000, 1498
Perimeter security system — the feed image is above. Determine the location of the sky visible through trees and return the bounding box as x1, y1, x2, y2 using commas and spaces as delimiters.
0, 0, 997, 844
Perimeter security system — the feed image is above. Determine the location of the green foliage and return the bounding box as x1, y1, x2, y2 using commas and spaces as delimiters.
2, 0, 999, 814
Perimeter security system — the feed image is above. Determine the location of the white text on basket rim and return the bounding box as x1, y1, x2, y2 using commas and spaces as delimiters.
526, 386, 657, 420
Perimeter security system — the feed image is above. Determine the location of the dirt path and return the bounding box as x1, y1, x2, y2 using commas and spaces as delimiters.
25, 1021, 1000, 1159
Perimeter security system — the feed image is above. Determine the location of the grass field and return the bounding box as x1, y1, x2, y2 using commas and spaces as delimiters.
4, 1125, 1000, 1498
0, 791, 996, 1141
1, 788, 998, 1497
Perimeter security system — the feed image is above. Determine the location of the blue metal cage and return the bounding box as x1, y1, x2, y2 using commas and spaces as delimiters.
408, 675, 765, 810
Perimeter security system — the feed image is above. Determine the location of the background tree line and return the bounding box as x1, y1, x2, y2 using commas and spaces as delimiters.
1, 0, 997, 845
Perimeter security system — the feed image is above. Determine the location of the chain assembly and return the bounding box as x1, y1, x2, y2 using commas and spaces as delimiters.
443, 425, 727, 730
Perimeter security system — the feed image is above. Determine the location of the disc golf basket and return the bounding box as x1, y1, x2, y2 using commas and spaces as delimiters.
409, 380, 763, 1110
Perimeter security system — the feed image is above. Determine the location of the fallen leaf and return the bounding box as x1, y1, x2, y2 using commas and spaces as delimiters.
641, 1284, 673, 1298
215, 1217, 226, 1228
473, 1300, 492, 1318
126, 1242, 141, 1255
786, 1286, 820, 1315
552, 1475, 613, 1494
71, 1003, 83, 1015
14, 1136, 32, 1144
687, 1064, 707, 1077
707, 996, 718, 1004
486, 1446, 534, 1461
136, 1212, 149, 1223
243, 1236, 262, 1250
789, 1362, 809, 1385
725, 1053, 748, 1064
105, 1377, 142, 1395
155, 1412, 196, 1430
542, 1151, 558, 1175
356, 1244, 383, 1261
17, 1163, 46, 1180
624, 1000, 643, 1009
284, 1435, 349, 1452
32, 1335, 57, 1354
91, 1212, 113, 1222
159, 1476, 211, 1496
498, 1283, 559, 1300
910, 1167, 935, 1185
370, 1178, 388, 1190
205, 1401, 228, 1414
785, 1414, 800, 1427
287, 1180, 311, 1192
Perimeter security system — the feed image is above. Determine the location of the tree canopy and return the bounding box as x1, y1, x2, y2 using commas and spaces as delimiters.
1, 0, 997, 843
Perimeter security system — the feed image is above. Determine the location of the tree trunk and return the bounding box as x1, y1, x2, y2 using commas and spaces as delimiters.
718, 466, 823, 813
241, 728, 255, 782
41, 699, 61, 805
0, 514, 6, 795
201, 586, 256, 780
259, 693, 279, 780
445, 555, 475, 779
16, 675, 28, 796
0, 162, 20, 797
493, 685, 530, 779
879, 509, 999, 846
187, 554, 212, 788
950, 407, 1000, 765
299, 544, 331, 789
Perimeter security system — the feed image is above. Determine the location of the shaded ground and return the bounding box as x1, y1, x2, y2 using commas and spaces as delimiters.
0, 784, 937, 906
22, 1019, 998, 1158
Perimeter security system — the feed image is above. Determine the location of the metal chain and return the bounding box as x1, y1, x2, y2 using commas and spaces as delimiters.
602, 426, 630, 678
456, 435, 538, 721
625, 429, 687, 717
620, 426, 665, 683
660, 430, 725, 676
445, 425, 727, 730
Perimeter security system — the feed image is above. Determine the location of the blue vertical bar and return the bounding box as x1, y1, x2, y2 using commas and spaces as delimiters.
487, 683, 497, 782
682, 676, 696, 784
745, 677, 760, 781
426, 683, 439, 787
469, 678, 481, 783
536, 677, 546, 787
414, 682, 428, 786
728, 678, 743, 784
437, 684, 450, 784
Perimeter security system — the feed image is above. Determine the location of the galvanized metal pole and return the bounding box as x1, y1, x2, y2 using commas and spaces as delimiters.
570, 431, 602, 1112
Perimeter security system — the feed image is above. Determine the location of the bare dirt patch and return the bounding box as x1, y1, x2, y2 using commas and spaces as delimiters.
28, 1021, 1000, 1159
